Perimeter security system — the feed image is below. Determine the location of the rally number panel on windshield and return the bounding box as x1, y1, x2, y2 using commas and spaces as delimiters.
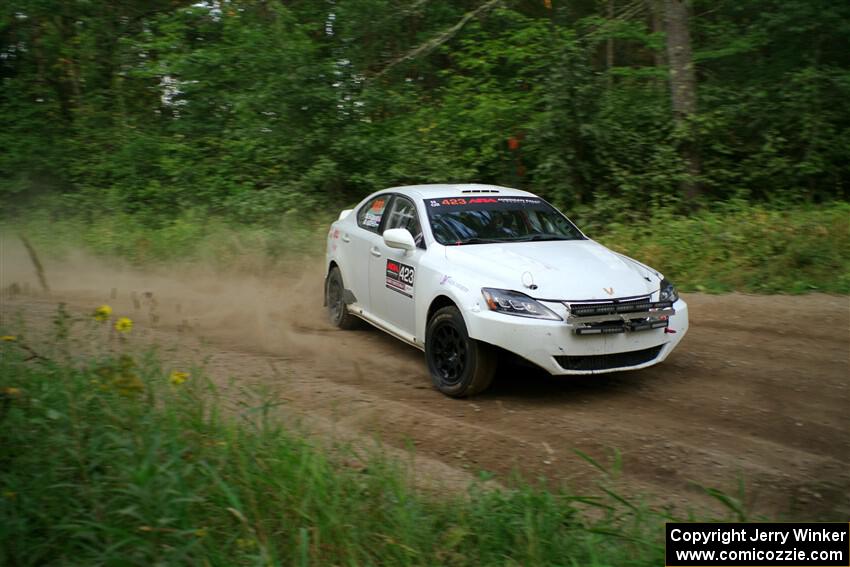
425, 196, 584, 246
386, 260, 415, 298
426, 196, 544, 209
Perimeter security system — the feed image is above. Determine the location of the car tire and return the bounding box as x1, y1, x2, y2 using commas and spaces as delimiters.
425, 306, 496, 397
326, 267, 359, 330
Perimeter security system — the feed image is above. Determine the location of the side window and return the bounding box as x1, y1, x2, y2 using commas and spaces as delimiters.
383, 196, 425, 249
357, 195, 389, 233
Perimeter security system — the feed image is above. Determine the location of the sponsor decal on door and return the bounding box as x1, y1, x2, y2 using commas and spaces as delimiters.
386, 260, 415, 298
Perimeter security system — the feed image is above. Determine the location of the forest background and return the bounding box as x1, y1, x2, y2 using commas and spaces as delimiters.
2, 0, 848, 291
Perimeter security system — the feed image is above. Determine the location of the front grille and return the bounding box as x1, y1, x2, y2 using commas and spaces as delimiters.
574, 318, 668, 335
567, 297, 670, 317
555, 345, 663, 371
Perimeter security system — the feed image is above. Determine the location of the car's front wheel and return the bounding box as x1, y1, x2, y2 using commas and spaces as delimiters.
425, 306, 496, 397
325, 266, 359, 329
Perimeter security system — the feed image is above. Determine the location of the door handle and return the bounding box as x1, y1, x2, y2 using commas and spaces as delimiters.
341, 234, 351, 243
370, 247, 382, 258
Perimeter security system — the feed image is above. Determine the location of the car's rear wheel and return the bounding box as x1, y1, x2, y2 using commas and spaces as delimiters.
326, 266, 359, 329
425, 306, 496, 397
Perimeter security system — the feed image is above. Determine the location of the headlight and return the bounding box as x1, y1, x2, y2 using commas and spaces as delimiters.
481, 288, 562, 320
659, 278, 679, 303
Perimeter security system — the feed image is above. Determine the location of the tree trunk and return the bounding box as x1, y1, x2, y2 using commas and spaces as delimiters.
647, 0, 665, 70
664, 0, 696, 117
664, 0, 700, 201
606, 0, 614, 88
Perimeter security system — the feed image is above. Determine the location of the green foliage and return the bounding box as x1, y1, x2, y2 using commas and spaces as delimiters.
2, 0, 848, 218
583, 201, 850, 293
1, 0, 848, 293
0, 327, 678, 566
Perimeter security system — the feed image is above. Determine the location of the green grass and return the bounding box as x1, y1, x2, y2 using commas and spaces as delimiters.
10, 208, 333, 273
577, 201, 850, 294
8, 200, 849, 292
0, 316, 686, 566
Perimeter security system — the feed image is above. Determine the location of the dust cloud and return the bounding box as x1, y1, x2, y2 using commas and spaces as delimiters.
0, 234, 335, 361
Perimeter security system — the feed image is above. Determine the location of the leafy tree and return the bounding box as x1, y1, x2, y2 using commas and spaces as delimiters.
1, 0, 847, 220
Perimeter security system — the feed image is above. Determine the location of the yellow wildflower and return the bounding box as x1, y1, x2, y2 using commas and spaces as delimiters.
93, 305, 112, 322
194, 527, 209, 538
1, 335, 16, 342
169, 371, 190, 386
114, 317, 133, 333
236, 538, 256, 549
2, 387, 22, 398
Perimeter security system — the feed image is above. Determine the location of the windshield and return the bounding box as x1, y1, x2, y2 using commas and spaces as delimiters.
425, 196, 585, 245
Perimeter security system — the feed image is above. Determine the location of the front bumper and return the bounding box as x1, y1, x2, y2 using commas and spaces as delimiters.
464, 298, 689, 375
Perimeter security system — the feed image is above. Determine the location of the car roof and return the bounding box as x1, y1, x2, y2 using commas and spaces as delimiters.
381, 183, 537, 200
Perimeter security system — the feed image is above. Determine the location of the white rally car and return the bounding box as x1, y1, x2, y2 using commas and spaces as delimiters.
324, 184, 688, 397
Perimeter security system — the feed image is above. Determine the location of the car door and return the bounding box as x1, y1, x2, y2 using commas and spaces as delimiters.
344, 194, 390, 313
368, 195, 425, 336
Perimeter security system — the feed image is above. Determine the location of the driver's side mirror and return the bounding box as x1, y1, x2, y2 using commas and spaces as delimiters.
383, 228, 416, 251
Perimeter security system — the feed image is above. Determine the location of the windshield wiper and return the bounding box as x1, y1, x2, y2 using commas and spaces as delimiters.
452, 237, 506, 245
515, 234, 574, 242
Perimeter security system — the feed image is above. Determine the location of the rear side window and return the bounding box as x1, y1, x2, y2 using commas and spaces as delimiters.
357, 195, 389, 233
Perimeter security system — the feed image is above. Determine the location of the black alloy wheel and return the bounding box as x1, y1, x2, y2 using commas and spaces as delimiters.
325, 267, 359, 329
425, 306, 496, 397
430, 321, 467, 386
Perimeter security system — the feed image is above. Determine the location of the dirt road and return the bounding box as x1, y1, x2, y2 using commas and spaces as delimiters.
1, 248, 848, 520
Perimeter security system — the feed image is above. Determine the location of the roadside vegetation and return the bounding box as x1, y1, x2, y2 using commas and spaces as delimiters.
10, 198, 850, 294
0, 310, 707, 566
592, 201, 850, 294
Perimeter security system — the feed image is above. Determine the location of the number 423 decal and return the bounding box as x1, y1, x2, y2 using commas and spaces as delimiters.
386, 260, 415, 298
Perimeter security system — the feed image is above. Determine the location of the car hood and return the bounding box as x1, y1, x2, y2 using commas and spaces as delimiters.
444, 239, 659, 301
